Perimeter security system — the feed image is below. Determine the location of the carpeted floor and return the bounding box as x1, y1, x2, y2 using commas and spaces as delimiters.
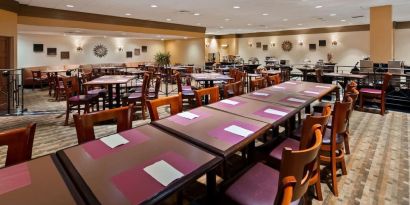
0, 88, 409, 205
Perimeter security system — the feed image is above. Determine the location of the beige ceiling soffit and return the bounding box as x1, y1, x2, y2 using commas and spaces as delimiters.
395, 21, 410, 29
18, 5, 205, 33
0, 0, 19, 13
224, 24, 370, 38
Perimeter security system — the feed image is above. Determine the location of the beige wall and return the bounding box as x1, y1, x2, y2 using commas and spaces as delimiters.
0, 9, 17, 68
236, 31, 370, 70
370, 5, 393, 63
205, 37, 238, 62
394, 28, 410, 62
164, 38, 205, 66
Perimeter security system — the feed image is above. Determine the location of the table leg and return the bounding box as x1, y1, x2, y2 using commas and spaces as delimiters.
206, 170, 217, 203
305, 104, 311, 114
204, 81, 210, 104
115, 84, 120, 107
303, 71, 308, 81
107, 84, 113, 109
248, 76, 251, 92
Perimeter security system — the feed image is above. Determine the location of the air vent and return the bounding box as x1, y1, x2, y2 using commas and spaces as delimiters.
352, 15, 364, 19
178, 10, 191, 13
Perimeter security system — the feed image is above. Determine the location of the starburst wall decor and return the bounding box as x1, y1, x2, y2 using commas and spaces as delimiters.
93, 44, 108, 58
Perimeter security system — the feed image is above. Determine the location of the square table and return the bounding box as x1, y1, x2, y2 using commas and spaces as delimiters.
190, 73, 233, 87
57, 125, 221, 205
152, 106, 270, 159
266, 81, 338, 99
0, 155, 84, 205
206, 96, 299, 127
84, 75, 137, 108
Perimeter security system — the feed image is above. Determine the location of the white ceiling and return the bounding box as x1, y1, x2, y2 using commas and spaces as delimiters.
18, 25, 189, 40
16, 0, 410, 35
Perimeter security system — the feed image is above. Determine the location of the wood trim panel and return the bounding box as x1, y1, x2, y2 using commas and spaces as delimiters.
396, 21, 410, 29
0, 0, 19, 13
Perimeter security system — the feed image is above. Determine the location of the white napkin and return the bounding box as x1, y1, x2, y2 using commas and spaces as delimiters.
272, 86, 285, 89
177, 112, 199, 120
224, 125, 254, 137
287, 98, 306, 103
303, 91, 320, 94
220, 99, 239, 105
284, 81, 297, 85
315, 85, 331, 89
100, 134, 129, 149
253, 92, 269, 96
143, 160, 184, 186
264, 108, 287, 116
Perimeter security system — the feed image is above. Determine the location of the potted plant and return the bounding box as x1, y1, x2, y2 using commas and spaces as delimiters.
154, 52, 171, 67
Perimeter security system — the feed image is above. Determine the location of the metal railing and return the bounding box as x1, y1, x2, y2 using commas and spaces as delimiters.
0, 69, 25, 115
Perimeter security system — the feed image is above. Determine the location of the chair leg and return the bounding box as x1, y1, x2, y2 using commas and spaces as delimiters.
340, 154, 348, 176
359, 93, 364, 111
344, 133, 350, 155
65, 103, 70, 126
381, 97, 385, 115
331, 157, 339, 196
141, 103, 146, 120
315, 175, 323, 201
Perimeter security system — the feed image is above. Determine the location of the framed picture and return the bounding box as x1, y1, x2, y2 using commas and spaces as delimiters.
47, 48, 57, 55
256, 42, 262, 48
134, 48, 141, 56
61, 51, 70, 59
309, 44, 316, 50
33, 44, 43, 52
126, 51, 133, 58
319, 40, 326, 47
141, 46, 147, 52
262, 45, 268, 51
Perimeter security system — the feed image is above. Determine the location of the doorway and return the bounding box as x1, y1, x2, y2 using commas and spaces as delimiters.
0, 36, 12, 113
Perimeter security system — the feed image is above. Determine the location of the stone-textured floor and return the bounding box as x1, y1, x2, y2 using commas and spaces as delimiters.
0, 88, 409, 205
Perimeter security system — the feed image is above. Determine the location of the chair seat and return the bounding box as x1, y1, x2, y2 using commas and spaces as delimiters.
69, 95, 94, 102
322, 128, 344, 144
181, 85, 192, 91
226, 163, 279, 205
360, 88, 382, 95
270, 138, 300, 161
128, 92, 142, 99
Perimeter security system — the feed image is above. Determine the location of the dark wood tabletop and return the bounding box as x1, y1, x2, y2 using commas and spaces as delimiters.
206, 96, 300, 127
265, 81, 337, 99
152, 106, 270, 158
83, 75, 137, 85
56, 125, 221, 205
0, 155, 84, 205
241, 87, 315, 109
261, 70, 281, 75
190, 73, 233, 81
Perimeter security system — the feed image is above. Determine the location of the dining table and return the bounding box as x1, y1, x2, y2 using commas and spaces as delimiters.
56, 124, 222, 205
190, 73, 233, 87
324, 72, 367, 88
0, 155, 84, 205
266, 81, 339, 100
296, 66, 316, 81
83, 75, 137, 108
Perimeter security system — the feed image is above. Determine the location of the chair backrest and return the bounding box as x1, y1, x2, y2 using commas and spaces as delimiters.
250, 78, 266, 91
62, 76, 80, 97
175, 72, 183, 93
0, 123, 36, 167
265, 74, 281, 86
146, 93, 183, 121
382, 73, 392, 92
31, 70, 42, 79
331, 98, 353, 137
223, 82, 239, 98
345, 81, 357, 93
235, 81, 244, 95
315, 68, 324, 83
153, 75, 161, 99
229, 69, 237, 78
235, 71, 246, 82
194, 86, 220, 106
277, 124, 323, 204
299, 104, 331, 149
141, 72, 151, 97
73, 105, 133, 144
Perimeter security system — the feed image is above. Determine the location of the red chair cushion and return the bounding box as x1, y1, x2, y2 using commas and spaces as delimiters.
270, 138, 300, 161
226, 163, 279, 205
360, 88, 381, 95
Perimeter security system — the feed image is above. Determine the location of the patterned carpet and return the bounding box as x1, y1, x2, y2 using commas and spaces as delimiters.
0, 88, 409, 205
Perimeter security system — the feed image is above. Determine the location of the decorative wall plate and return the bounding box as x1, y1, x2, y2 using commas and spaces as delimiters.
93, 44, 108, 58
281, 41, 293, 52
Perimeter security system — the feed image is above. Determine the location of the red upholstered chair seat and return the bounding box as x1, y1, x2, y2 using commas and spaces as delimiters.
68, 95, 95, 103
269, 138, 300, 161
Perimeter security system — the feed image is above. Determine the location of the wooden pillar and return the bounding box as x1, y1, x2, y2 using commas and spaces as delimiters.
370, 5, 393, 63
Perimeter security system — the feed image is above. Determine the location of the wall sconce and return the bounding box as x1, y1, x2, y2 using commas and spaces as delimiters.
76, 46, 83, 52
271, 42, 275, 47
249, 42, 253, 47
205, 43, 209, 48
118, 47, 124, 52
221, 44, 229, 48
332, 41, 338, 46
298, 41, 303, 46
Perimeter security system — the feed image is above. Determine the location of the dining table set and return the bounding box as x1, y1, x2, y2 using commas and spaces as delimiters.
0, 77, 338, 204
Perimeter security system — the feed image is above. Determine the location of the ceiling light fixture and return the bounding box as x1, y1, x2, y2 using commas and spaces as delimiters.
233, 6, 240, 9
194, 13, 200, 16
125, 13, 131, 16
66, 4, 74, 8
315, 5, 323, 8
219, 26, 224, 29
247, 23, 252, 26
196, 23, 201, 25
183, 37, 188, 39
330, 13, 336, 16
262, 13, 269, 16
225, 18, 230, 21
297, 23, 303, 26
166, 18, 172, 21
150, 4, 158, 8
340, 19, 346, 22
283, 18, 288, 21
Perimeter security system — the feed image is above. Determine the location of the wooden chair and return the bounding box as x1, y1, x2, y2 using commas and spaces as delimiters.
194, 86, 220, 106
31, 70, 47, 90
359, 73, 392, 115
73, 105, 133, 144
54, 75, 66, 101
0, 123, 36, 167
250, 77, 266, 91
266, 74, 281, 86
122, 73, 151, 120
63, 76, 97, 125
82, 72, 107, 111
147, 75, 162, 100
270, 104, 331, 201
225, 124, 323, 205
146, 93, 183, 121
175, 72, 195, 107
320, 98, 352, 196
315, 68, 324, 83
46, 72, 56, 96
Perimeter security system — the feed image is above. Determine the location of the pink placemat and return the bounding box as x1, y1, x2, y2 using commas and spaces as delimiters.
167, 109, 211, 126
253, 105, 291, 121
0, 163, 31, 195
279, 96, 308, 106
212, 99, 247, 109
82, 129, 151, 160
299, 87, 324, 97
111, 151, 199, 205
208, 120, 263, 145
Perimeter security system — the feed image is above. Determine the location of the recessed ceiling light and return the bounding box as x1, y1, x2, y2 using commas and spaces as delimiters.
219, 26, 224, 29
166, 18, 172, 21
66, 4, 74, 8
194, 13, 200, 16
161, 38, 164, 40
247, 23, 252, 26
340, 19, 346, 22
262, 13, 269, 16
315, 5, 323, 8
150, 4, 158, 8
233, 6, 240, 9
196, 23, 201, 25
156, 35, 161, 38
125, 13, 131, 16
225, 18, 230, 21
283, 18, 288, 21
330, 13, 336, 16
183, 37, 188, 39
297, 23, 303, 26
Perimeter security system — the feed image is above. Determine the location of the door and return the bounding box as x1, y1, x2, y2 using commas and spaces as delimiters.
0, 36, 11, 112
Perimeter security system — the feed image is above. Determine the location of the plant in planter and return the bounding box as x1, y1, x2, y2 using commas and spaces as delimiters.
154, 52, 171, 67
